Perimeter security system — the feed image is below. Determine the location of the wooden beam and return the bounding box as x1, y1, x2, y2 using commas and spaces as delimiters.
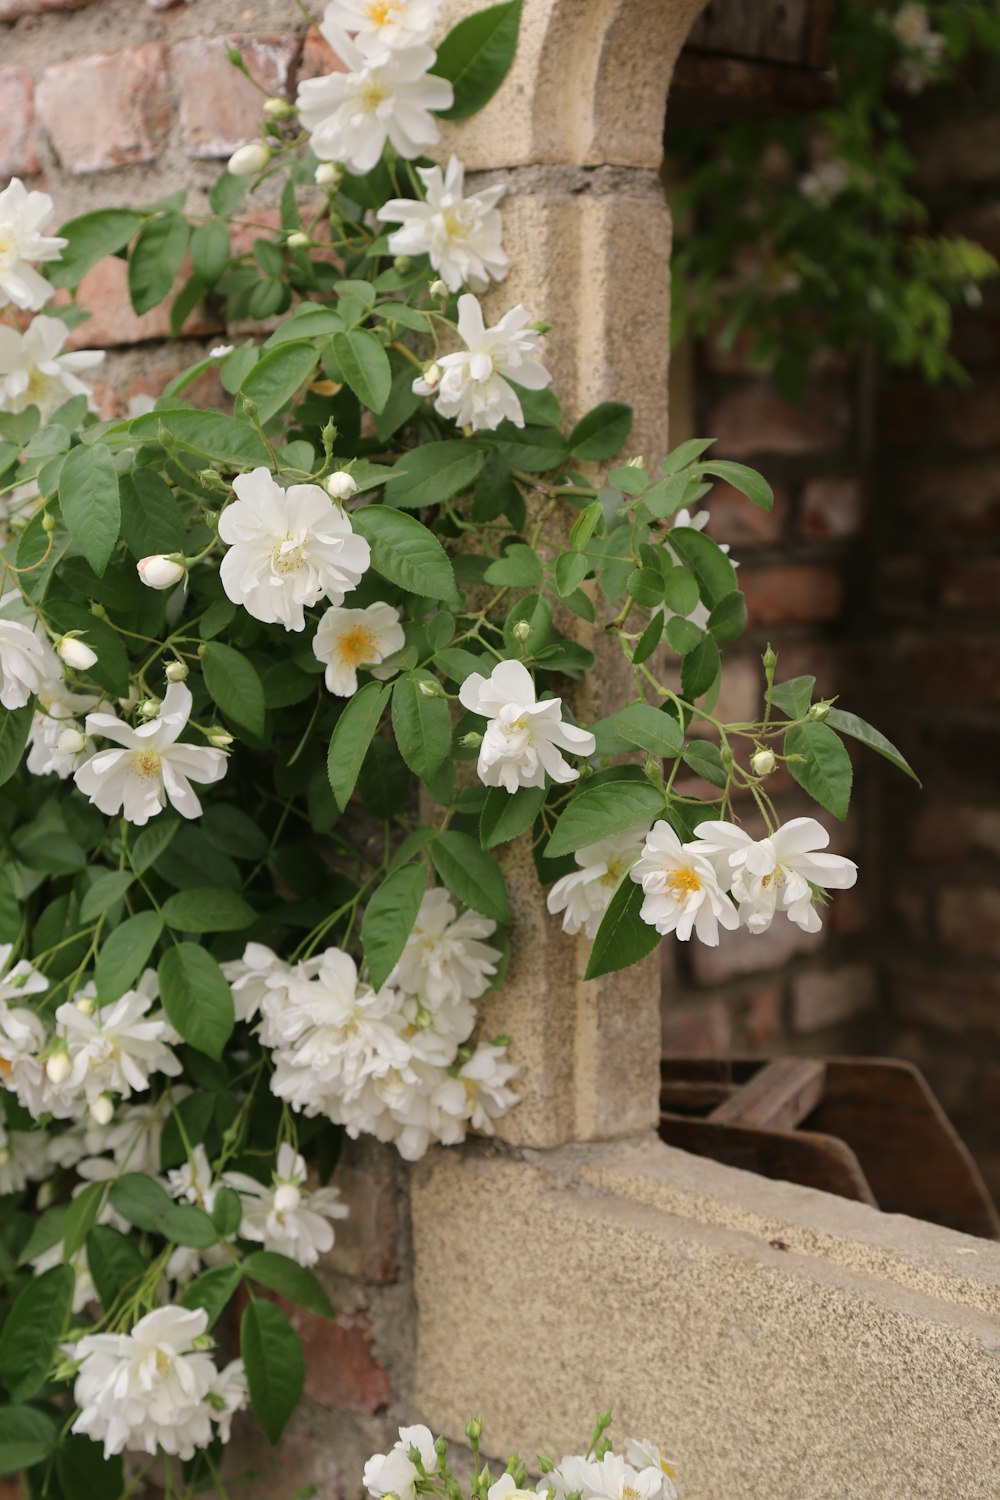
709, 1058, 827, 1131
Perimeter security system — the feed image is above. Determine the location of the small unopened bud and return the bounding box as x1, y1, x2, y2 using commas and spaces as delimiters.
466, 1418, 483, 1444
417, 678, 442, 699
263, 96, 294, 120
165, 660, 188, 683
762, 644, 777, 673
0, 1147, 9, 1167
56, 726, 87, 755
393, 255, 412, 274
435, 1436, 448, 1461
89, 1095, 114, 1126
227, 142, 270, 177
286, 231, 310, 250
808, 701, 831, 722
192, 1333, 216, 1353
625, 455, 646, 470
750, 747, 776, 778
420, 361, 441, 391
538, 1458, 554, 1475
529, 320, 552, 334
325, 471, 358, 501
460, 731, 483, 749
36, 1179, 56, 1210
512, 620, 531, 642
428, 278, 448, 298
56, 634, 98, 671
206, 727, 234, 749
137, 554, 186, 590
138, 698, 161, 720
45, 1050, 71, 1085
42, 510, 57, 535
273, 1182, 302, 1214
719, 745, 734, 770
75, 994, 97, 1016
315, 162, 343, 189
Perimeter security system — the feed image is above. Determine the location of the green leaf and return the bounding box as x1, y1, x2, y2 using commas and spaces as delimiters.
48, 208, 142, 289
769, 675, 815, 719
45, 601, 129, 697
242, 1299, 304, 1445
667, 526, 738, 610
17, 1205, 67, 1267
569, 501, 604, 548
492, 425, 569, 472
665, 615, 703, 657
327, 681, 391, 810
128, 212, 190, 315
87, 1225, 147, 1310
701, 459, 773, 511
331, 329, 392, 414
825, 708, 920, 784
239, 341, 318, 425
352, 507, 459, 603
480, 784, 546, 849
56, 1434, 124, 1500
568, 401, 633, 461
63, 1180, 106, 1258
502, 593, 551, 656
94, 911, 164, 1002
212, 1186, 243, 1238
242, 1251, 335, 1319
784, 721, 853, 820
128, 818, 180, 875
681, 632, 721, 700
59, 441, 121, 576
384, 440, 484, 510
626, 567, 664, 608
432, 831, 509, 922
662, 567, 700, 617
682, 740, 729, 789
661, 438, 716, 473
609, 704, 682, 758
108, 408, 270, 469
546, 780, 665, 858
584, 877, 659, 980
0, 1264, 75, 1401
555, 552, 590, 598
190, 218, 232, 286
180, 1265, 242, 1329
210, 170, 248, 218
110, 1173, 219, 1248
708, 590, 748, 643
162, 888, 255, 933
201, 641, 267, 738
81, 873, 133, 926
472, 450, 521, 522
119, 469, 186, 560
391, 675, 452, 782
432, 0, 522, 120
0, 1406, 56, 1477
0, 705, 33, 785
362, 862, 427, 991
158, 944, 235, 1060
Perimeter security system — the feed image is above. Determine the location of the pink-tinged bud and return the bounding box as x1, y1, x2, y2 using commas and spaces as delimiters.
227, 142, 270, 177
137, 555, 186, 590
56, 634, 98, 671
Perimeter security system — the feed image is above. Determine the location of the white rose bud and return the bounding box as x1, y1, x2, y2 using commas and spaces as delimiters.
808, 701, 831, 722
45, 1050, 72, 1085
626, 454, 646, 470
263, 96, 294, 120
512, 620, 532, 642
76, 994, 97, 1016
56, 635, 98, 671
750, 747, 777, 778
227, 142, 270, 177
137, 554, 186, 590
325, 471, 358, 501
206, 727, 234, 749
138, 698, 161, 720
315, 162, 343, 189
165, 660, 188, 683
417, 679, 441, 699
56, 727, 87, 755
273, 1183, 302, 1214
421, 361, 441, 391
287, 231, 310, 250
89, 1095, 115, 1126
428, 279, 448, 298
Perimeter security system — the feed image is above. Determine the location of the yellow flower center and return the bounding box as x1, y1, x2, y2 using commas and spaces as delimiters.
600, 854, 632, 888
622, 1488, 642, 1500
667, 865, 702, 898
271, 536, 306, 574
442, 209, 465, 239
365, 0, 403, 23
359, 80, 390, 112
25, 367, 53, 405
132, 750, 162, 780
337, 624, 379, 668
0, 1057, 11, 1077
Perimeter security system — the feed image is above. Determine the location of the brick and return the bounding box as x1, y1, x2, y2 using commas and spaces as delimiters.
942, 380, 1000, 451
323, 1137, 398, 1284
879, 383, 935, 451
739, 563, 843, 627
299, 25, 348, 82
937, 888, 1000, 958
704, 479, 789, 546
891, 966, 1000, 1036
690, 916, 822, 985
0, 0, 100, 14
124, 363, 224, 414
0, 68, 36, 179
172, 35, 300, 159
707, 389, 850, 457
828, 885, 867, 937
889, 459, 1000, 534
660, 998, 732, 1056
874, 555, 928, 617
798, 477, 864, 540
37, 45, 170, 175
939, 557, 1000, 612
290, 1307, 392, 1413
791, 965, 876, 1033
60, 255, 219, 350
915, 117, 1000, 187
911, 803, 1000, 863
739, 984, 783, 1048
894, 634, 1000, 706
891, 886, 927, 940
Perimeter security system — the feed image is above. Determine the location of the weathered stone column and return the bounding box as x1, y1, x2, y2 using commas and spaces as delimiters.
434, 0, 706, 1148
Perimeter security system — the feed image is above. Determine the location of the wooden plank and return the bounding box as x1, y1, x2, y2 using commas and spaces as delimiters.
660, 1080, 736, 1112
660, 1115, 877, 1206
686, 0, 817, 67
709, 1058, 826, 1131
666, 52, 835, 126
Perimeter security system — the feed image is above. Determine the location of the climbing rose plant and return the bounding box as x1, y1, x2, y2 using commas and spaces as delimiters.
0, 0, 916, 1491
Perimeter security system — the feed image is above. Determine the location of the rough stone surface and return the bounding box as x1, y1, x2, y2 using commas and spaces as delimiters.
36, 44, 171, 174
171, 34, 300, 159
0, 68, 37, 178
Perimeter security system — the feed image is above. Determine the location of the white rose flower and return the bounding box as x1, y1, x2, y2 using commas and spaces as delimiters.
431, 1040, 518, 1137
458, 658, 596, 792
69, 1305, 230, 1460
0, 1122, 50, 1196
26, 657, 98, 779
690, 816, 858, 934
391, 887, 501, 1008
377, 156, 509, 293
0, 479, 42, 544
219, 467, 371, 631
297, 29, 453, 174
582, 1453, 669, 1500
207, 1359, 248, 1444
489, 1477, 538, 1500
630, 820, 740, 946
223, 1142, 348, 1267
547, 829, 648, 938
0, 315, 104, 419
413, 293, 550, 432
622, 1440, 681, 1500
0, 178, 67, 311
73, 681, 228, 826
322, 0, 441, 48
56, 983, 181, 1105
312, 601, 405, 696
222, 941, 296, 1024
364, 1423, 438, 1500
0, 600, 47, 710
537, 1455, 598, 1500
